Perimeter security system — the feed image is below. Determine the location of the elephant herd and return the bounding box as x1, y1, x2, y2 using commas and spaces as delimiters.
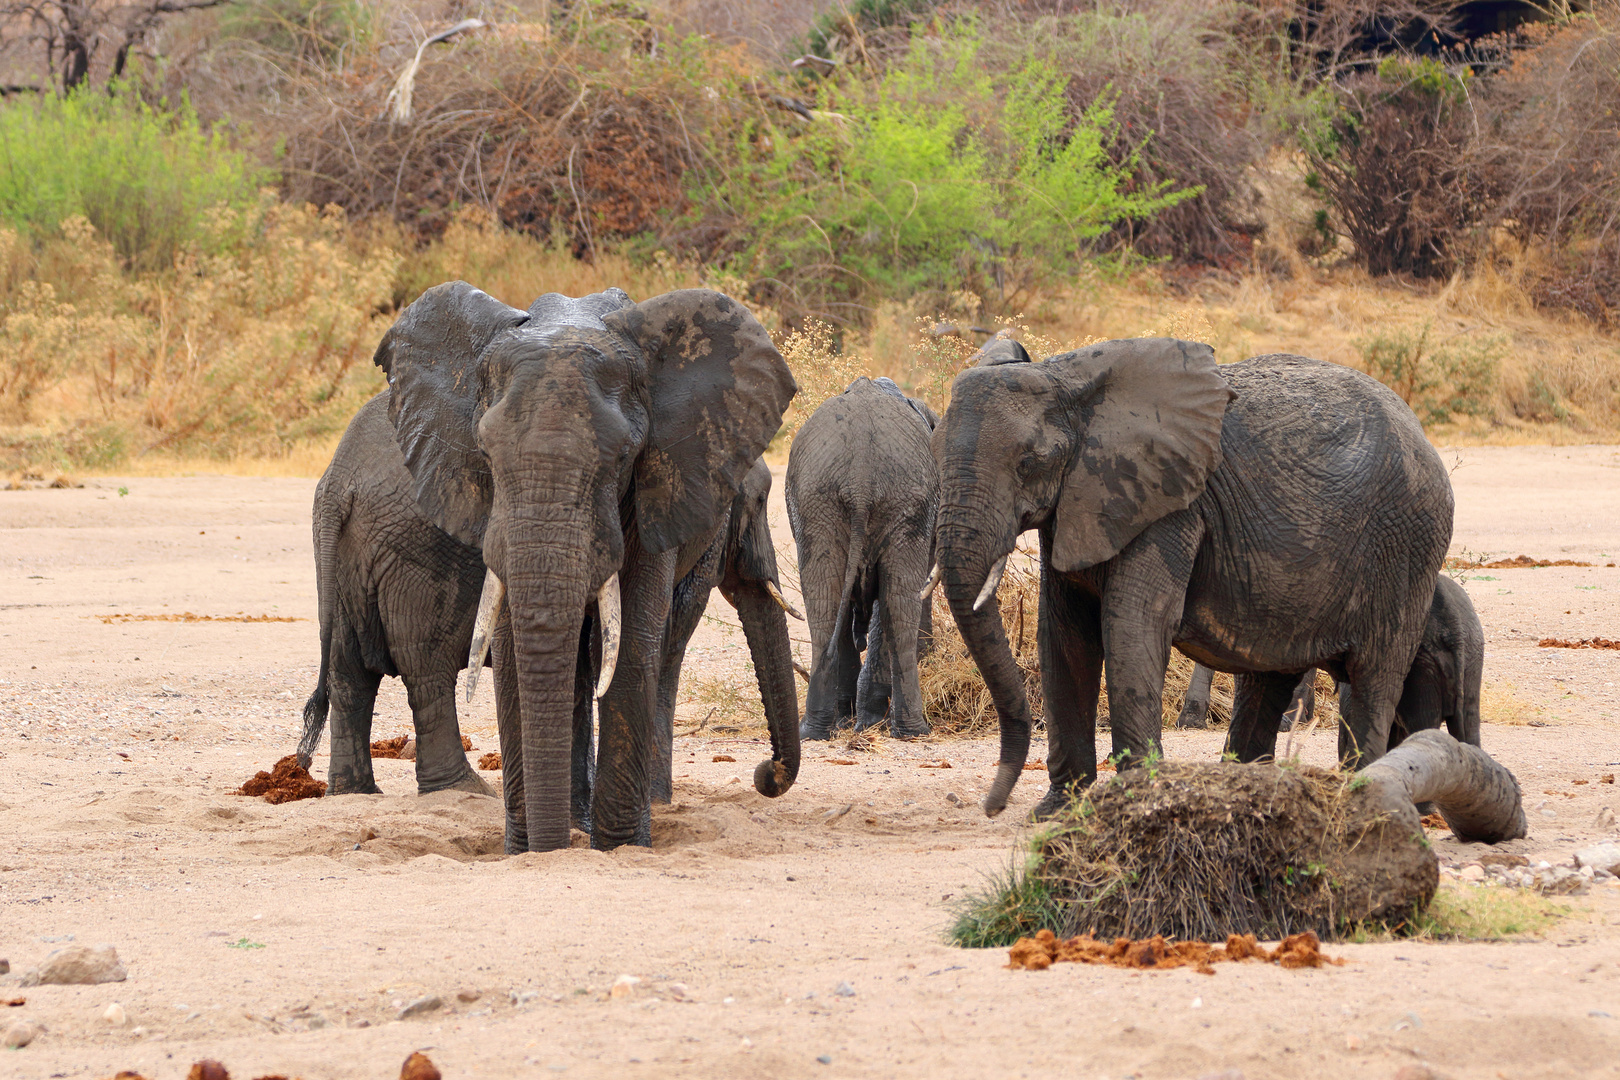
295, 280, 1480, 854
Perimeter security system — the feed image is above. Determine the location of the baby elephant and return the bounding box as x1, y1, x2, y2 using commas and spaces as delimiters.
1181, 574, 1483, 750
787, 377, 939, 738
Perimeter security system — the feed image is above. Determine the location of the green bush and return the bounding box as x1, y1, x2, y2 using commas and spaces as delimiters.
1355, 322, 1506, 424
0, 86, 271, 270
706, 20, 1195, 314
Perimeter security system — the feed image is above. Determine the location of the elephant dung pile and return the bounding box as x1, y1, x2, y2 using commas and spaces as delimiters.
239, 755, 327, 804
1006, 927, 1343, 973
1012, 760, 1438, 942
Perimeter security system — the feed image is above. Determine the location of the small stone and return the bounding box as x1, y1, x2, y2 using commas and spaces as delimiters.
20, 944, 126, 986
186, 1061, 230, 1080
816, 1056, 832, 1066
1459, 864, 1485, 882
944, 792, 964, 807
1344, 1034, 1361, 1051
102, 1002, 128, 1026
1595, 806, 1617, 829
610, 975, 641, 999
1575, 843, 1620, 876
740, 1037, 753, 1050
666, 982, 688, 1001
750, 813, 768, 825
306, 1014, 328, 1030
1190, 996, 1203, 1009
456, 989, 481, 1003
3, 1020, 40, 1048
397, 995, 443, 1020
834, 981, 855, 997
400, 1051, 442, 1080
510, 990, 538, 1005
0, 959, 8, 975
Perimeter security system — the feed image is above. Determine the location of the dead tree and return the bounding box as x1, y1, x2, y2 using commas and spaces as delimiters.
0, 0, 226, 93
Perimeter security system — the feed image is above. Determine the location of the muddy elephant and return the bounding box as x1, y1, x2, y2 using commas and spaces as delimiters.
1177, 574, 1484, 751
295, 391, 493, 797
932, 341, 1453, 818
372, 282, 796, 852
786, 377, 939, 739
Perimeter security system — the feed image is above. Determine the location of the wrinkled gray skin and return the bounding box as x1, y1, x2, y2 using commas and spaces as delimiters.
786, 378, 939, 739
295, 392, 492, 797
1176, 574, 1483, 750
374, 282, 797, 852
932, 342, 1453, 818
295, 420, 798, 823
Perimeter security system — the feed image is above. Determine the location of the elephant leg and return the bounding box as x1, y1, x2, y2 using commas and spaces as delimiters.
1224, 672, 1305, 763
324, 615, 383, 796
405, 673, 490, 796
854, 603, 892, 732
1277, 669, 1316, 732
591, 543, 677, 851
876, 556, 929, 739
493, 605, 527, 854
803, 579, 862, 740
653, 571, 711, 802
1034, 572, 1103, 819
1337, 662, 1407, 769
572, 619, 596, 831
1098, 524, 1200, 770
1175, 663, 1214, 730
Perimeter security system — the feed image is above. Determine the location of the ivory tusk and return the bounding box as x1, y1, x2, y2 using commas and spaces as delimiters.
464, 569, 506, 702
766, 580, 804, 621
972, 555, 1008, 612
594, 572, 622, 700
917, 563, 942, 602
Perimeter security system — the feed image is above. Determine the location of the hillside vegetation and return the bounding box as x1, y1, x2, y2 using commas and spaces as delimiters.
0, 0, 1617, 471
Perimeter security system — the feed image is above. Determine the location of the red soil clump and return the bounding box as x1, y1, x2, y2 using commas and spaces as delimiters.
1539, 637, 1620, 650
1448, 554, 1604, 569
478, 752, 502, 770
372, 734, 474, 758
1006, 928, 1345, 974
400, 1052, 442, 1080
239, 756, 327, 804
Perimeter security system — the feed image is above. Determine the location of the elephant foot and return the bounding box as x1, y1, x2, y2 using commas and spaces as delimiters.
1175, 713, 1208, 730
327, 777, 383, 797
799, 721, 838, 741
889, 719, 930, 740
419, 768, 495, 798
1030, 784, 1078, 822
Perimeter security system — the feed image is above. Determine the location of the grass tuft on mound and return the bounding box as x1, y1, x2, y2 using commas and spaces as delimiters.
951, 758, 1438, 946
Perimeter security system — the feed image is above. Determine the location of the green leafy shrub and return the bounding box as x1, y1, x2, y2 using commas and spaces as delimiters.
0, 86, 271, 271
1355, 322, 1507, 423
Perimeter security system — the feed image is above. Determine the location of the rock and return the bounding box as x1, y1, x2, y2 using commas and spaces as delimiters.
834, 981, 855, 997
1459, 864, 1485, 882
186, 1062, 229, 1080
397, 995, 442, 1020
610, 974, 641, 999
102, 1002, 127, 1026
944, 792, 964, 807
3, 1020, 40, 1048
666, 982, 688, 1001
20, 944, 126, 986
816, 1056, 832, 1065
1575, 843, 1620, 876
456, 989, 481, 1003
510, 989, 538, 1005
400, 1052, 441, 1080
1596, 806, 1617, 830
0, 959, 8, 974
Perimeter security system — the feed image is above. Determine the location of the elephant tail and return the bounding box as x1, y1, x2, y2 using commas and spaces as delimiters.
297, 482, 346, 769
824, 514, 868, 664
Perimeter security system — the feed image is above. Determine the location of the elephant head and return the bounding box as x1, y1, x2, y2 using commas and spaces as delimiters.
931, 338, 1233, 815
375, 282, 796, 850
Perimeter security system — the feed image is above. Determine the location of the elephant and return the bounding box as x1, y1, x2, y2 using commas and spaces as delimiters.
295, 399, 800, 823
931, 340, 1453, 818
372, 281, 797, 852
295, 390, 492, 797
1176, 573, 1484, 750
786, 376, 939, 739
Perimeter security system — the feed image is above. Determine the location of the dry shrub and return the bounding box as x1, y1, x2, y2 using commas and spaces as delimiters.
772, 318, 869, 446
274, 11, 756, 251
0, 199, 397, 469
953, 759, 1437, 945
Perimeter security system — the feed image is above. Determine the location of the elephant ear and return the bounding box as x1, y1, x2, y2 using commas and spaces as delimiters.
604, 289, 797, 554
373, 281, 530, 547
1048, 337, 1233, 573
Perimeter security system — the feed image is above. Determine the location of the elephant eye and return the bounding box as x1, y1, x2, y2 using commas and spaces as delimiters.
1016, 452, 1041, 479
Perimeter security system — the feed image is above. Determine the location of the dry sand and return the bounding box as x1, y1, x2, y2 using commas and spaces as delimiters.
2, 446, 1619, 1080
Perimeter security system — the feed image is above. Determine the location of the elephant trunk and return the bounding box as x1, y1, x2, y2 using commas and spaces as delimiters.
938, 519, 1029, 817
504, 528, 595, 853
731, 584, 801, 797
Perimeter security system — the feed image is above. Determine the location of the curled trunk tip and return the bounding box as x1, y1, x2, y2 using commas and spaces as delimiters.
754, 758, 796, 797
984, 761, 1022, 817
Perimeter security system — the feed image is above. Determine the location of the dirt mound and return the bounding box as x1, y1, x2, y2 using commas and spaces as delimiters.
478, 752, 502, 770
1538, 637, 1620, 650
1006, 928, 1344, 973
239, 756, 327, 804
984, 761, 1435, 943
